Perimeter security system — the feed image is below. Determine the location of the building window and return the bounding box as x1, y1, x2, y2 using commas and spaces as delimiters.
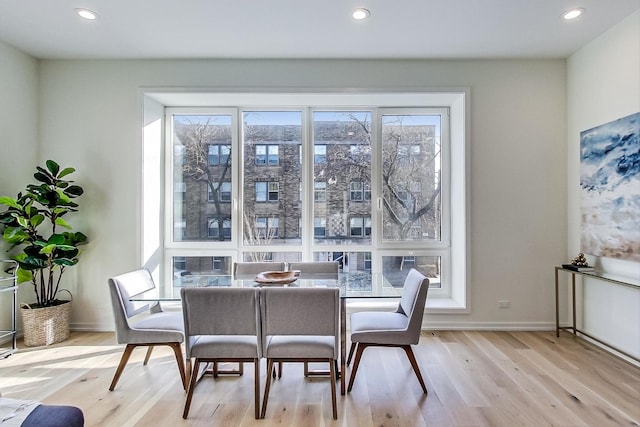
349, 182, 371, 201
314, 145, 326, 164
256, 217, 279, 238
314, 218, 326, 237
256, 145, 279, 166
208, 182, 232, 202
208, 144, 231, 165
256, 181, 279, 202
315, 181, 327, 202
220, 182, 231, 202
350, 217, 371, 237
208, 218, 231, 240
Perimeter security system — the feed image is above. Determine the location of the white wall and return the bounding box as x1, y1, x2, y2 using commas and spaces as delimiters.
567, 11, 640, 359
0, 41, 38, 200
31, 58, 567, 331
0, 41, 38, 331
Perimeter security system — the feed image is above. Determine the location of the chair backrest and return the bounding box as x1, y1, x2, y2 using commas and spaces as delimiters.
181, 287, 261, 357
287, 261, 339, 277
107, 269, 159, 342
396, 268, 430, 343
108, 269, 158, 317
233, 261, 286, 277
181, 287, 259, 336
260, 287, 340, 357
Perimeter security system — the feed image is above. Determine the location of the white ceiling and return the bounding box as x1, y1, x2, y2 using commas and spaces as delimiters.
0, 0, 638, 60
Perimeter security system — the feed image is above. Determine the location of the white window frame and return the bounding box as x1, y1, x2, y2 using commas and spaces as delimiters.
147, 91, 468, 312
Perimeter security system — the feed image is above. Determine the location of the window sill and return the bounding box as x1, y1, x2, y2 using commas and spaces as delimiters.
346, 297, 468, 314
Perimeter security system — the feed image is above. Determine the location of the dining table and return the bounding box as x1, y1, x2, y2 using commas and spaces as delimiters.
131, 271, 403, 395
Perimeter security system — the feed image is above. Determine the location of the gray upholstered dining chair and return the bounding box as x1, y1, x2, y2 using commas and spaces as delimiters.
107, 269, 186, 391
281, 260, 339, 378
180, 287, 262, 419
232, 261, 286, 278
260, 287, 340, 419
346, 268, 430, 394
287, 261, 339, 277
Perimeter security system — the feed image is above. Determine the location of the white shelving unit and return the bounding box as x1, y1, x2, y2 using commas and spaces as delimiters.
0, 260, 18, 358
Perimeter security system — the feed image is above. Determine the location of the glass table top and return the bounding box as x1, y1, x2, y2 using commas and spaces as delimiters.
132, 272, 403, 301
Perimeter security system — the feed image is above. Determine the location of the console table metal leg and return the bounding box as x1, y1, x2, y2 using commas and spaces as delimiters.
571, 274, 577, 334
555, 268, 559, 337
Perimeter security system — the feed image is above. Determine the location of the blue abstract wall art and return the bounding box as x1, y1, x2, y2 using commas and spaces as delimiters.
580, 112, 640, 262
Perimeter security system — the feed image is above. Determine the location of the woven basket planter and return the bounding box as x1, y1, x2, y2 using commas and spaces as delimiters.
20, 292, 72, 347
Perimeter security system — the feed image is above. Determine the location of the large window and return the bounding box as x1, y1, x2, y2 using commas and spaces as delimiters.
154, 92, 467, 307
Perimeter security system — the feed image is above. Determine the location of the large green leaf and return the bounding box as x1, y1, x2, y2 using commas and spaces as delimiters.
56, 189, 72, 204
16, 267, 33, 284
65, 185, 84, 197
30, 214, 44, 227
18, 256, 47, 270
55, 217, 72, 229
55, 258, 79, 267
33, 172, 54, 185
39, 243, 57, 254
46, 160, 60, 176
58, 167, 76, 179
48, 234, 66, 245
3, 227, 29, 244
0, 196, 20, 209
66, 231, 88, 245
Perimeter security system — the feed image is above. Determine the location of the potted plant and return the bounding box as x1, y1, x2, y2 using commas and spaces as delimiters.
0, 160, 88, 346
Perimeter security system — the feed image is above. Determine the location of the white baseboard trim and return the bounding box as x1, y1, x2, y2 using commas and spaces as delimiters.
69, 321, 557, 333
421, 321, 555, 331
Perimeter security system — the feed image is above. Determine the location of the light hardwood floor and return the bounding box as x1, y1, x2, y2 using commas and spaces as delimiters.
1, 330, 638, 427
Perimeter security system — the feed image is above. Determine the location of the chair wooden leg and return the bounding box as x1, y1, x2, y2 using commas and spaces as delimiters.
253, 358, 260, 419
347, 342, 356, 366
329, 359, 337, 419
169, 342, 187, 391
347, 343, 368, 392
401, 345, 428, 394
143, 345, 154, 365
261, 359, 274, 419
277, 361, 282, 379
109, 344, 135, 391
183, 360, 201, 419
185, 358, 192, 389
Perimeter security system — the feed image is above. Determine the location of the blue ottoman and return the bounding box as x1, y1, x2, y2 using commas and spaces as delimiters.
21, 404, 84, 427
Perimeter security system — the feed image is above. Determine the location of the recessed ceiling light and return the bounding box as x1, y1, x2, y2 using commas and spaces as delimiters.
75, 8, 97, 20
352, 8, 370, 20
563, 8, 584, 20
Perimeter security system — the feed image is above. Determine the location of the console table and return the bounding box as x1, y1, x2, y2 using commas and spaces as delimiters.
0, 260, 18, 358
554, 266, 639, 362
